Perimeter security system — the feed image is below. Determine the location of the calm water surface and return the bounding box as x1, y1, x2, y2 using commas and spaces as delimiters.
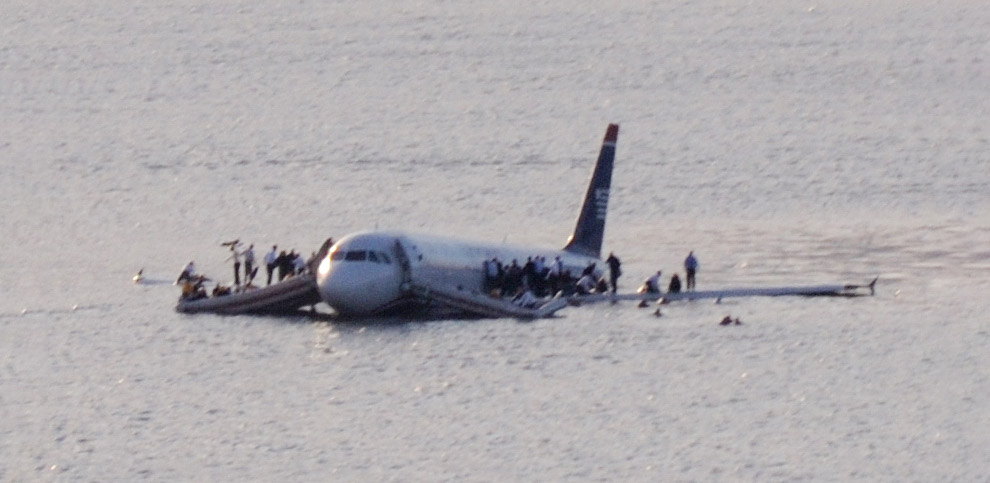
2, 1, 988, 481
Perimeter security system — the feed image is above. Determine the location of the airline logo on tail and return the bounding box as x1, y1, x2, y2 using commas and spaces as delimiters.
594, 188, 609, 221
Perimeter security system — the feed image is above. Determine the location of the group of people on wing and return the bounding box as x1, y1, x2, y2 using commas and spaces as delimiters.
227, 242, 309, 288
176, 261, 210, 301
480, 250, 699, 304
481, 252, 625, 306
259, 244, 309, 286
638, 251, 699, 295
484, 255, 566, 300
177, 238, 331, 302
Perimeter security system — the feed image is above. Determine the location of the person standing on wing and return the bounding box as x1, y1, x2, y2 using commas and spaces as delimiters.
265, 245, 278, 285
684, 251, 699, 291
606, 252, 622, 294
243, 244, 256, 284
226, 244, 242, 286
667, 273, 682, 294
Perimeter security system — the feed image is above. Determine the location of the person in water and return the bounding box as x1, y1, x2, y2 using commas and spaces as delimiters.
720, 315, 742, 326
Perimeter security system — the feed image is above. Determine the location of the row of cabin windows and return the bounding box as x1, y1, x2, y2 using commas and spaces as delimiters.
331, 250, 392, 264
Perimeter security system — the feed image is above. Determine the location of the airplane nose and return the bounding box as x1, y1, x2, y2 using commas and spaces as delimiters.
317, 260, 400, 315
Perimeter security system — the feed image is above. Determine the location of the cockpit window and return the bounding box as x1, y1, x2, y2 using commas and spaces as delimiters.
344, 250, 367, 261
331, 249, 391, 263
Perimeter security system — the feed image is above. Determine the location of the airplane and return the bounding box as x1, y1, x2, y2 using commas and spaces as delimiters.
313, 124, 621, 318
175, 123, 874, 318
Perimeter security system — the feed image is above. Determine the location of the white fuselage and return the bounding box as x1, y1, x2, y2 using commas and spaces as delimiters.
316, 123, 619, 318
316, 230, 601, 316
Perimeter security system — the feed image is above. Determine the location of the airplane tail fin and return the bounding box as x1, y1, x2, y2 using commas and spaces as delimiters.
563, 123, 618, 258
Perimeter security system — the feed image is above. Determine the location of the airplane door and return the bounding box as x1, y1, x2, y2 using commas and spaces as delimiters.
392, 238, 414, 291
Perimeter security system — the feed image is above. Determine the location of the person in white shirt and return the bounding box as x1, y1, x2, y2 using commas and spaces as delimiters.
176, 261, 195, 284
243, 244, 255, 283
264, 245, 278, 285
226, 245, 242, 285
293, 252, 306, 275
641, 270, 662, 294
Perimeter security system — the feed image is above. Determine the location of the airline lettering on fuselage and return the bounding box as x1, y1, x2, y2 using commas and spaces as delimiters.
594, 188, 609, 220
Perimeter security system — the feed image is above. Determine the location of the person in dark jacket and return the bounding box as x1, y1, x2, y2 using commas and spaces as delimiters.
606, 252, 621, 293
668, 273, 682, 294
275, 250, 289, 281
684, 251, 699, 291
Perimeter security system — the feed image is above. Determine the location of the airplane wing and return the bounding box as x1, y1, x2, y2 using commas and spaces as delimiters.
558, 278, 877, 308
659, 278, 877, 303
